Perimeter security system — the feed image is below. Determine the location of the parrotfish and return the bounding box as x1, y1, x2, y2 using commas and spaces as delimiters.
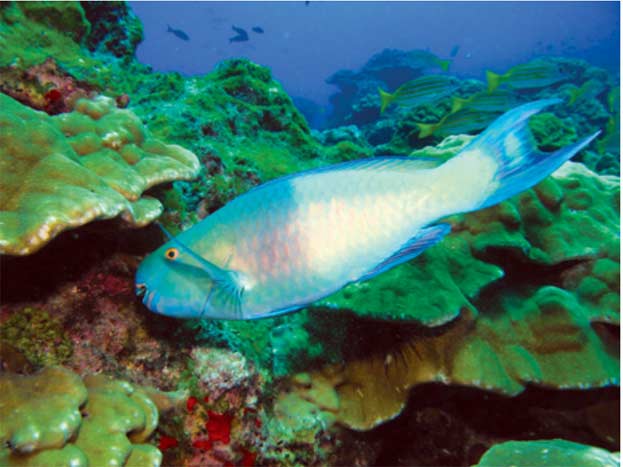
136, 99, 599, 320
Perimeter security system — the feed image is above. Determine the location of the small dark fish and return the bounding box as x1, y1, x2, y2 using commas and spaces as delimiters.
408, 50, 451, 72
229, 25, 249, 43
449, 45, 460, 58
252, 26, 264, 34
167, 24, 190, 41
305, 1, 310, 5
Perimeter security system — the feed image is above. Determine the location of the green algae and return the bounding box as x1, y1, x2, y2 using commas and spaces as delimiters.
529, 112, 578, 151
0, 307, 72, 367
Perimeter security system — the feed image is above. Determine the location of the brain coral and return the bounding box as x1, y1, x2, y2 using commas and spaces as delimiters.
0, 367, 167, 466
0, 93, 199, 255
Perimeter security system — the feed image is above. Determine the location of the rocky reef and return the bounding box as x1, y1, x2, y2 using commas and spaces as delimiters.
0, 2, 619, 467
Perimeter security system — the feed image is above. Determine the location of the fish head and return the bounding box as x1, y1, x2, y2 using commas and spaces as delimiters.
136, 240, 233, 320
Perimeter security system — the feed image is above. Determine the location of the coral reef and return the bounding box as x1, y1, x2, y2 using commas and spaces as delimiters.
0, 4, 619, 467
0, 307, 72, 367
0, 58, 96, 114
0, 93, 199, 255
475, 439, 619, 467
0, 367, 180, 467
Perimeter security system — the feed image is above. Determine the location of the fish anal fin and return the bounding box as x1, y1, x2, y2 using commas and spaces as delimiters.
357, 223, 451, 283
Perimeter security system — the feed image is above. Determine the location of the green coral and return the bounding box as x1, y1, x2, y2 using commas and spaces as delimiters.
529, 112, 578, 151
0, 367, 87, 453
0, 93, 199, 255
475, 439, 619, 467
0, 307, 72, 367
0, 368, 169, 467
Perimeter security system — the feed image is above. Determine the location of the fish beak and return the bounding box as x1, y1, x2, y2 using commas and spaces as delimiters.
136, 283, 147, 297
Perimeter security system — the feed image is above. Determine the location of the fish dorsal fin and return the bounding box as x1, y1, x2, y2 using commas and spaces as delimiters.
357, 223, 451, 283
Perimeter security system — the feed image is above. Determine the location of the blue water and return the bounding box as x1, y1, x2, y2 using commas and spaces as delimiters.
131, 1, 620, 108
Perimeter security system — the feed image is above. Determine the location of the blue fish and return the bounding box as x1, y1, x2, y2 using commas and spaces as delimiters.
136, 100, 599, 320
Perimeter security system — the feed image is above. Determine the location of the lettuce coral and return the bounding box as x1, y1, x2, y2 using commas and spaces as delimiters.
0, 93, 199, 255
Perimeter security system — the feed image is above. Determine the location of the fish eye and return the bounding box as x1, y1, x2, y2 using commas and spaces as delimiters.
165, 248, 179, 260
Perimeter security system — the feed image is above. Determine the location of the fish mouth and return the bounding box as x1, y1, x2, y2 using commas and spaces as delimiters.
135, 283, 147, 297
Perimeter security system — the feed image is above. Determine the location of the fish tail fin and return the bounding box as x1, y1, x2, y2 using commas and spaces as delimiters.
438, 58, 451, 72
416, 122, 437, 138
166, 24, 172, 32
462, 99, 600, 209
450, 96, 467, 114
567, 87, 581, 106
486, 70, 502, 93
378, 88, 395, 113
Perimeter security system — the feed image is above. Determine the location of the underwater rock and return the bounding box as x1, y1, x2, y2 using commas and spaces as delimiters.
0, 306, 73, 367
0, 367, 170, 466
0, 93, 199, 255
81, 1, 144, 60
0, 58, 96, 115
312, 124, 367, 146
474, 439, 619, 467
326, 48, 450, 127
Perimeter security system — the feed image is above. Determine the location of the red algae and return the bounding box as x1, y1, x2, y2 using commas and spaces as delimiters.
187, 396, 198, 412
206, 411, 233, 444
158, 435, 179, 451
192, 438, 213, 451
240, 448, 257, 467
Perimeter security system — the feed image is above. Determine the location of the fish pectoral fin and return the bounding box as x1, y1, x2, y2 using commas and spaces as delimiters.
202, 271, 245, 319
357, 223, 451, 283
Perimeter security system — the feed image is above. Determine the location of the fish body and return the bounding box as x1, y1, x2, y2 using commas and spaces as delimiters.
136, 100, 599, 320
167, 25, 190, 41
416, 107, 500, 138
252, 26, 264, 34
450, 89, 518, 114
487, 60, 567, 92
379, 75, 457, 113
408, 50, 451, 72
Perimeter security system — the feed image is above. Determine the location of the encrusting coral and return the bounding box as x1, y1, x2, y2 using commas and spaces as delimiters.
0, 367, 176, 467
0, 367, 87, 454
474, 439, 620, 467
0, 93, 200, 255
